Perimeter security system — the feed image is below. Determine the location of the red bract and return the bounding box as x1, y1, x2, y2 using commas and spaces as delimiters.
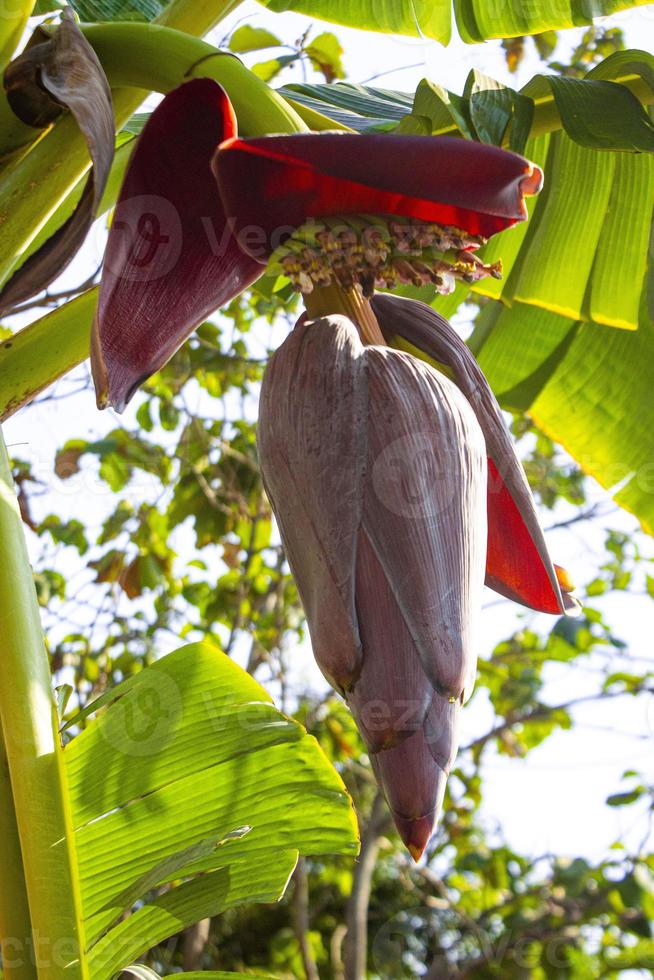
213, 131, 542, 252
92, 79, 261, 411
92, 78, 542, 410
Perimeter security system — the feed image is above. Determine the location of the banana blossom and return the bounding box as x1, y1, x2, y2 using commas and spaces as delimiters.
92, 78, 577, 859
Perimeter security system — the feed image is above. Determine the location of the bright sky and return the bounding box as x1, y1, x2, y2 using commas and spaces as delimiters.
4, 3, 654, 879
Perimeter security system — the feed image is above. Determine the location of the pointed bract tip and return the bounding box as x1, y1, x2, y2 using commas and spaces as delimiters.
522, 163, 544, 197
393, 811, 436, 862
554, 563, 575, 593
90, 312, 110, 410
555, 564, 582, 616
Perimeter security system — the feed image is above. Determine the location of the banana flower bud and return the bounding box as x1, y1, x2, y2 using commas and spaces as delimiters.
258, 314, 487, 859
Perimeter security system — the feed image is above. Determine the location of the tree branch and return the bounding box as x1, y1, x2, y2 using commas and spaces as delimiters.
293, 858, 320, 980
344, 791, 390, 980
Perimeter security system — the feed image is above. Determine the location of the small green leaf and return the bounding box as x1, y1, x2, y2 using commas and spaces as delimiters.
606, 788, 645, 807
306, 32, 345, 82
55, 684, 73, 723
464, 69, 533, 152
229, 25, 282, 54
587, 578, 609, 597
522, 73, 654, 152
252, 54, 298, 82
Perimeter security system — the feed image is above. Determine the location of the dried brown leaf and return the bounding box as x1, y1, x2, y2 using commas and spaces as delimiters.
0, 8, 114, 313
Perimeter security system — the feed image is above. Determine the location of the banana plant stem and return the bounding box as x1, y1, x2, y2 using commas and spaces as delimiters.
0, 289, 96, 422
0, 720, 34, 980
0, 0, 35, 73
82, 23, 307, 136
0, 0, 246, 161
0, 431, 86, 979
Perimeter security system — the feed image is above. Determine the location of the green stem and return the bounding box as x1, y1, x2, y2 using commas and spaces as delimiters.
0, 289, 96, 422
0, 0, 35, 71
8, 133, 136, 282
0, 432, 86, 979
0, 0, 246, 160
304, 285, 386, 346
83, 23, 307, 135
0, 722, 34, 980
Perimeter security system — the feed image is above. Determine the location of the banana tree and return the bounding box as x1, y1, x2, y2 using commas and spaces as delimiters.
0, 0, 652, 975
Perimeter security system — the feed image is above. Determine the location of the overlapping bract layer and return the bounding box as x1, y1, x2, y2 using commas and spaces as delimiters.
213, 130, 542, 249
258, 314, 487, 858
371, 293, 579, 616
91, 78, 543, 412
88, 77, 574, 856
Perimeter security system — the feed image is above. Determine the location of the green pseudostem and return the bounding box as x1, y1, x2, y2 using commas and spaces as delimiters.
0, 721, 33, 980
0, 1, 35, 73
0, 430, 87, 979
0, 6, 257, 961
0, 0, 247, 158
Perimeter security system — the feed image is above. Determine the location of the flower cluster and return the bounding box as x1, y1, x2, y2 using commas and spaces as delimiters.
92, 78, 576, 859
270, 215, 502, 295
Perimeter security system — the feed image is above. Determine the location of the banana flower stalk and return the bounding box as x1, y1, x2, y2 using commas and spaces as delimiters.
91, 78, 577, 859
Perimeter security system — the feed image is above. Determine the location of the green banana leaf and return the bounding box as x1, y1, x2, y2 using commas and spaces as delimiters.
285, 51, 654, 331
124, 970, 278, 980
472, 295, 654, 534
0, 1, 35, 71
34, 0, 168, 18
259, 0, 653, 44
58, 641, 358, 978
291, 52, 654, 534
278, 81, 413, 132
